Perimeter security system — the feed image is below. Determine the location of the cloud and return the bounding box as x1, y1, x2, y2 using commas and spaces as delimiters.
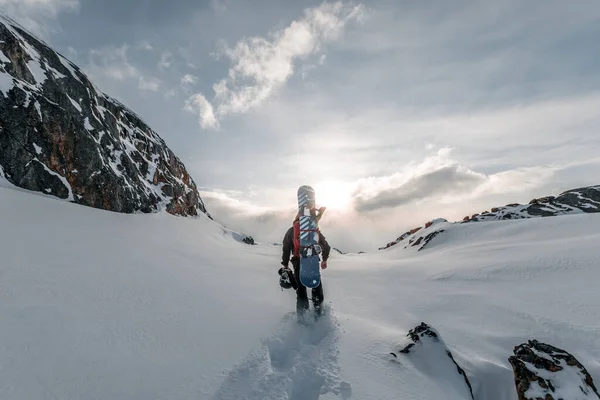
158, 51, 174, 70
351, 148, 557, 213
87, 45, 137, 81
187, 1, 364, 128
180, 74, 198, 93
136, 40, 154, 51
0, 0, 79, 37
138, 76, 161, 91
354, 165, 486, 212
210, 0, 229, 12
82, 44, 163, 95
185, 94, 219, 129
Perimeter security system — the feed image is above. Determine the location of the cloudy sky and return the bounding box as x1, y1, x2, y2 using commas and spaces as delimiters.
4, 0, 600, 251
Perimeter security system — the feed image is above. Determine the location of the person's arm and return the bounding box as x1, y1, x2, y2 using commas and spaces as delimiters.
281, 227, 293, 266
319, 231, 331, 262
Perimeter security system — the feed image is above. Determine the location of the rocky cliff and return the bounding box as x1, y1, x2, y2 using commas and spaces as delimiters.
0, 15, 208, 217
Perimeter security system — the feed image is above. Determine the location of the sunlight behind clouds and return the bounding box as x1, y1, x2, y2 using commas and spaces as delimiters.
313, 180, 354, 211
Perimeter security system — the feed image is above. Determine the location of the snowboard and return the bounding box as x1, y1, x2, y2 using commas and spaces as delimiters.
297, 185, 322, 288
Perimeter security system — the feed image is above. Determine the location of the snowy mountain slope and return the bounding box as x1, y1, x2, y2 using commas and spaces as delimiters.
0, 13, 207, 216
1, 183, 599, 400
379, 185, 600, 251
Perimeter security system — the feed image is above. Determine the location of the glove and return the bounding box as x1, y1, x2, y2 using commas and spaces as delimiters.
321, 261, 327, 269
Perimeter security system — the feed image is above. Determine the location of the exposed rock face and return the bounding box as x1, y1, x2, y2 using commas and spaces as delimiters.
378, 218, 447, 251
391, 322, 474, 400
0, 15, 209, 217
508, 340, 600, 400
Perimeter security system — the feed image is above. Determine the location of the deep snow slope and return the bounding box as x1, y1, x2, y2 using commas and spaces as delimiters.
1, 182, 599, 400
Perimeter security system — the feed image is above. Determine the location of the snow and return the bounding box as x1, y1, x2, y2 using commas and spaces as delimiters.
0, 69, 14, 96
26, 59, 46, 86
32, 142, 42, 154
67, 94, 82, 113
31, 158, 74, 201
1, 186, 599, 400
34, 101, 42, 120
0, 49, 9, 64
524, 356, 596, 399
84, 117, 94, 131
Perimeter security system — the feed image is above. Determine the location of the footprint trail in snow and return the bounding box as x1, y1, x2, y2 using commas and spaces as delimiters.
211, 306, 351, 400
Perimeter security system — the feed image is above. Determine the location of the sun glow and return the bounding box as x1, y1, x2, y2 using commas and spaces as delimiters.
313, 181, 354, 211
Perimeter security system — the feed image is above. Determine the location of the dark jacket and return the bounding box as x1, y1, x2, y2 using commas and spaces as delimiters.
281, 226, 331, 267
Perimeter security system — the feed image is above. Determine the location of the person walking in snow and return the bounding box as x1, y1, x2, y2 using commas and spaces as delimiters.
279, 214, 331, 319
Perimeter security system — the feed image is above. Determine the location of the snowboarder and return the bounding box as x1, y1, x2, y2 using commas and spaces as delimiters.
279, 213, 331, 319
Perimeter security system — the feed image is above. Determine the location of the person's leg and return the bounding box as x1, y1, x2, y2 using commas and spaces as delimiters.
312, 282, 324, 316
294, 261, 309, 317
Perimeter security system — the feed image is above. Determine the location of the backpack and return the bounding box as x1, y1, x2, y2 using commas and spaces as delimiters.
292, 213, 322, 258
292, 219, 301, 258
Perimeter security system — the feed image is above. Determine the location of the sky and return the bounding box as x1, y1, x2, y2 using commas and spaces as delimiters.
3, 0, 600, 251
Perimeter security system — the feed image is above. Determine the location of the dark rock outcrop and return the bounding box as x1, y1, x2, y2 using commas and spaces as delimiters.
508, 340, 600, 400
0, 15, 209, 217
378, 218, 447, 251
242, 236, 255, 245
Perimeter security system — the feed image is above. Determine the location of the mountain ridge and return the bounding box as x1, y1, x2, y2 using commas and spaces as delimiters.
379, 185, 600, 251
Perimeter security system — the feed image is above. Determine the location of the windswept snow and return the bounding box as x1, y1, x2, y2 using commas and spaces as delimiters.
34, 101, 42, 120
1, 184, 599, 400
0, 49, 9, 64
26, 59, 46, 86
31, 158, 74, 201
31, 143, 41, 155
67, 94, 82, 112
0, 69, 14, 95
84, 117, 94, 131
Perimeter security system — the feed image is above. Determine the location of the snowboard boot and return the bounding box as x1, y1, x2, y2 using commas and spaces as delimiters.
314, 303, 323, 320
296, 301, 310, 325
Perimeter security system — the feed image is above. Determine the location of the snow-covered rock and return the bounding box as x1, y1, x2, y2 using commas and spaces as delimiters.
508, 340, 600, 400
390, 322, 474, 400
378, 218, 447, 251
0, 14, 208, 216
